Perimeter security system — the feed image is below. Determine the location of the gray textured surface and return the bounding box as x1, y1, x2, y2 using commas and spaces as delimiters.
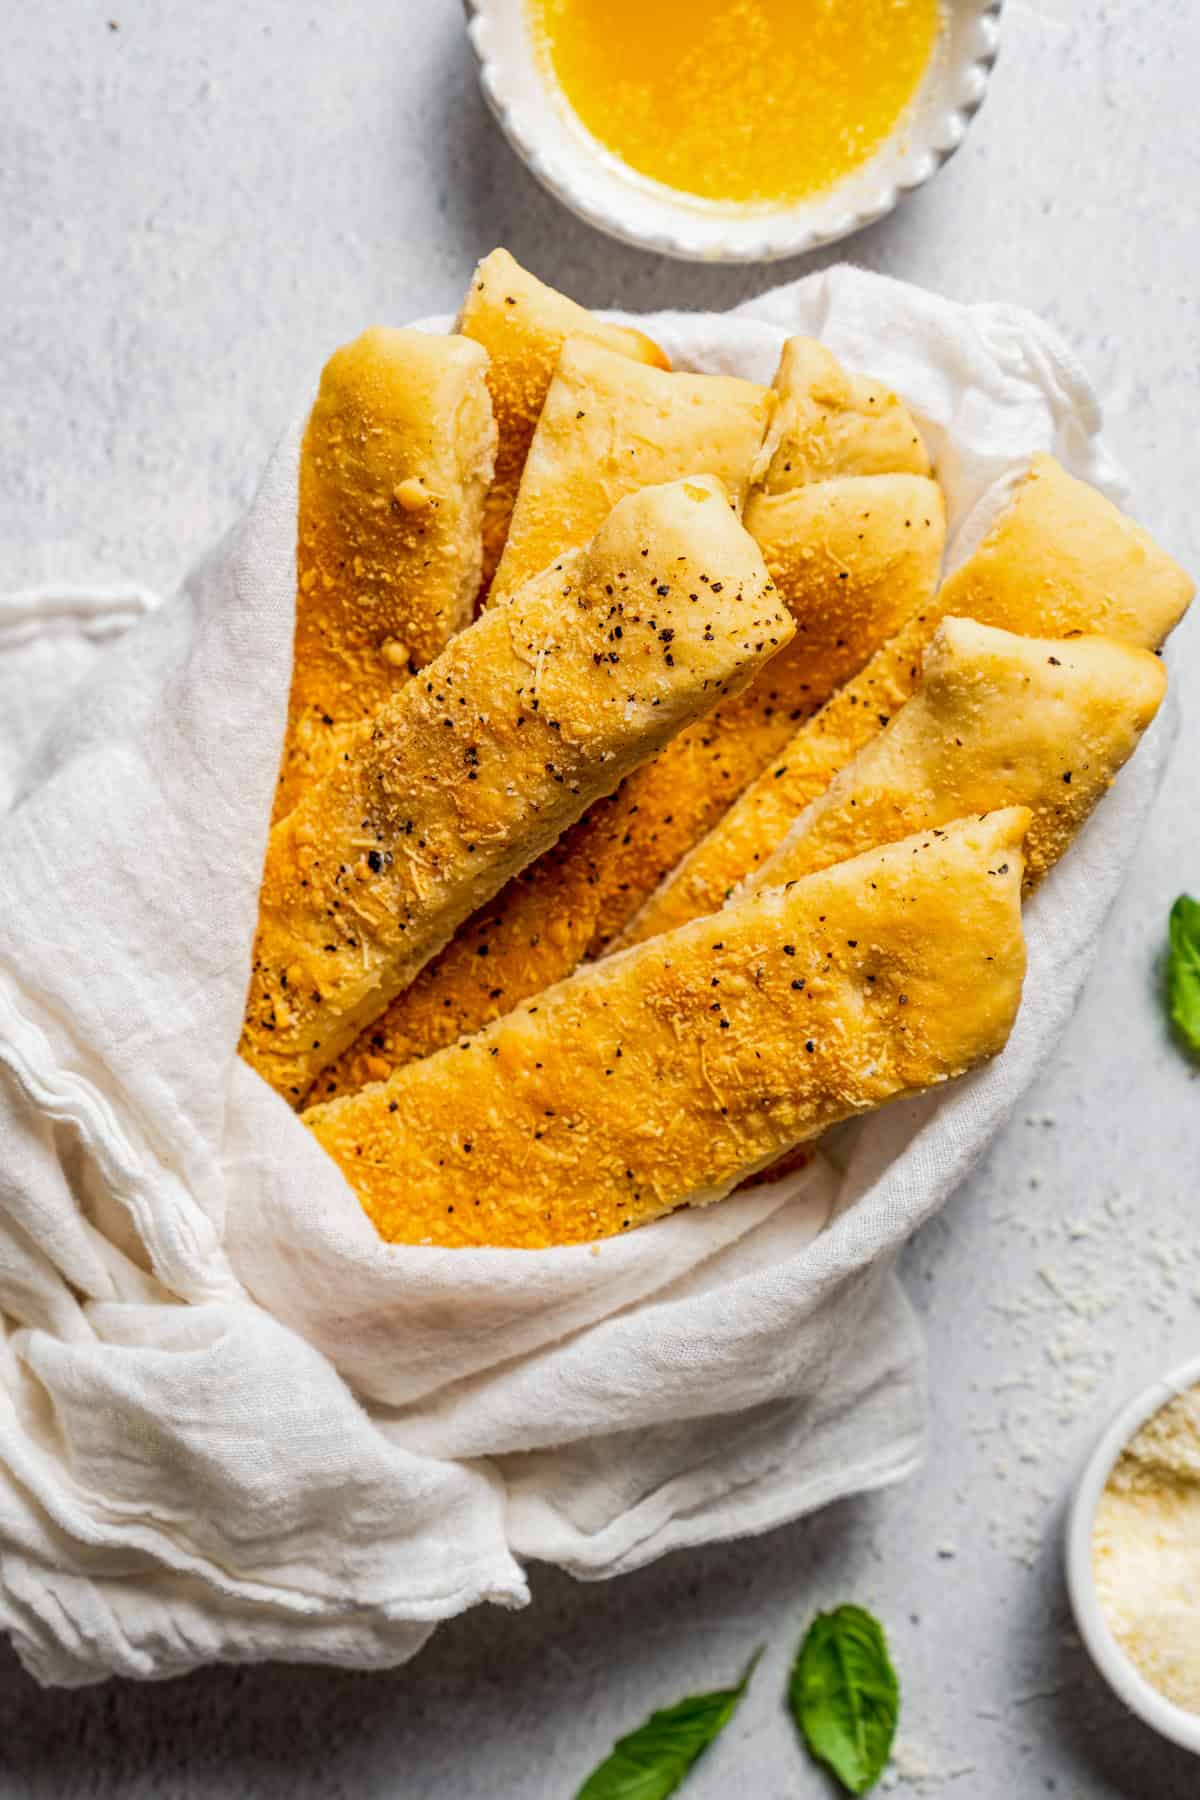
2, 0, 1200, 1793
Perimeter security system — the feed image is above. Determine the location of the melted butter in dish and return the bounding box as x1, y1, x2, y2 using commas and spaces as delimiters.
528, 0, 942, 208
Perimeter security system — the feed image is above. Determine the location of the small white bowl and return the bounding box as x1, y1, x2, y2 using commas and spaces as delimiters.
464, 0, 1004, 263
1065, 1353, 1200, 1756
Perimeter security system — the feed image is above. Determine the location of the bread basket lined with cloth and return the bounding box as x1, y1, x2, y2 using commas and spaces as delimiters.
0, 266, 1180, 1685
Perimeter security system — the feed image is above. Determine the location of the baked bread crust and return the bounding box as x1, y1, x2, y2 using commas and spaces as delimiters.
746, 616, 1167, 898
752, 335, 932, 488
622, 454, 1194, 942
276, 328, 496, 819
242, 477, 790, 1101
304, 809, 1030, 1249
458, 248, 670, 597
321, 340, 945, 1098
489, 337, 773, 603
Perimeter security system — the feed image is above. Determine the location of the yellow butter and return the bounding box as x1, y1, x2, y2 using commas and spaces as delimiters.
529, 0, 941, 207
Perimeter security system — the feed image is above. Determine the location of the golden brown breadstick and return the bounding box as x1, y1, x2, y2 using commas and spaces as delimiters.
319, 341, 944, 1099
744, 617, 1166, 898
489, 337, 773, 603
575, 473, 946, 952
620, 454, 1194, 944
570, 344, 944, 928
304, 809, 1030, 1249
751, 335, 932, 488
698, 335, 943, 818
276, 328, 496, 819
458, 248, 670, 596
241, 477, 790, 1102
316, 477, 942, 1099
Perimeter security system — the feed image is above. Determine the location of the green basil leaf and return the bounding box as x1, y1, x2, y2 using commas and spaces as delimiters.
1168, 893, 1200, 1056
575, 1647, 762, 1800
788, 1605, 899, 1795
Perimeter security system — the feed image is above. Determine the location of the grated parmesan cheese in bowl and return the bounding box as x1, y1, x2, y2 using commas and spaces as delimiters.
1067, 1358, 1200, 1754
1093, 1385, 1200, 1714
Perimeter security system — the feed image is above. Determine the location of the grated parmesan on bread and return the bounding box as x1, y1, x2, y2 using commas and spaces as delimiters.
489, 336, 772, 603
275, 327, 496, 820
304, 809, 1030, 1249
241, 477, 791, 1102
619, 453, 1195, 945
320, 338, 945, 1098
744, 616, 1167, 898
457, 247, 670, 599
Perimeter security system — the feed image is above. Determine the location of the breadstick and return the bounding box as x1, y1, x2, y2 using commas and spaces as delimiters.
458, 248, 669, 596
489, 337, 773, 603
700, 336, 944, 810
620, 454, 1194, 944
241, 477, 790, 1101
319, 342, 944, 1098
744, 617, 1166, 899
751, 335, 932, 487
276, 328, 496, 819
304, 809, 1029, 1249
315, 475, 942, 1099
560, 346, 943, 944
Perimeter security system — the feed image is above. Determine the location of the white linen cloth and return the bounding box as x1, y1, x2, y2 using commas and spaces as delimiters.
0, 267, 1171, 1686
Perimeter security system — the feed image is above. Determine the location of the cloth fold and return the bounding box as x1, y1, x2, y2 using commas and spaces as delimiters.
0, 266, 1169, 1685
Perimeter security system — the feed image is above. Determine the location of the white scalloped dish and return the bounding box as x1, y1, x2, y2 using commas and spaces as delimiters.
464, 0, 1003, 263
